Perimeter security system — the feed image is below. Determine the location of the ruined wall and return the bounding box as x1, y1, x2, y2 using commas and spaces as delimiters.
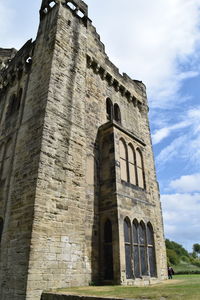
0, 48, 17, 71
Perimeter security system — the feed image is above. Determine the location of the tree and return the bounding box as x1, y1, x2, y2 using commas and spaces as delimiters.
166, 249, 179, 266
193, 243, 200, 257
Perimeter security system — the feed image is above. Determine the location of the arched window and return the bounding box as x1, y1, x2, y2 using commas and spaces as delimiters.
0, 218, 3, 243
128, 144, 136, 185
106, 98, 113, 121
104, 219, 114, 280
132, 220, 140, 278
114, 104, 121, 124
119, 140, 128, 182
124, 218, 133, 278
147, 223, 157, 277
136, 149, 145, 189
139, 222, 148, 276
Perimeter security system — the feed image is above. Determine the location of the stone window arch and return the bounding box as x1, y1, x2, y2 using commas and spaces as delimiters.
119, 139, 128, 182
147, 222, 157, 277
114, 103, 121, 124
124, 217, 133, 279
128, 144, 136, 185
106, 98, 113, 121
0, 217, 3, 243
103, 219, 113, 280
136, 148, 145, 189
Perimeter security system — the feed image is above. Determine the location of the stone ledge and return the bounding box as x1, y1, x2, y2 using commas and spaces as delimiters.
41, 293, 151, 300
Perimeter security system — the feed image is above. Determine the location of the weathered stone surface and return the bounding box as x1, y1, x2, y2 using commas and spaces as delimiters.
0, 1, 167, 299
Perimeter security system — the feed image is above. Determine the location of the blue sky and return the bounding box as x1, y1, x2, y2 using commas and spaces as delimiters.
1, 0, 200, 252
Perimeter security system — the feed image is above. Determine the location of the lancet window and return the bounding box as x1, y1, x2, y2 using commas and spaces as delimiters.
119, 139, 145, 189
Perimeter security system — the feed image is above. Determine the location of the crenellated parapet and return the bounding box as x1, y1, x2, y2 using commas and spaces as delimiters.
40, 0, 89, 26
0, 40, 34, 93
86, 55, 148, 113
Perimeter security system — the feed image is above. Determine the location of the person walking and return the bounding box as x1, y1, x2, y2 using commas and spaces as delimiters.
168, 266, 174, 279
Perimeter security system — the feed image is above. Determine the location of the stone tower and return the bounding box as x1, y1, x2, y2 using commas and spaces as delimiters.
0, 0, 167, 299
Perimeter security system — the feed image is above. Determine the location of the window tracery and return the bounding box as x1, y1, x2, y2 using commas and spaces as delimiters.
124, 219, 156, 279
119, 139, 145, 189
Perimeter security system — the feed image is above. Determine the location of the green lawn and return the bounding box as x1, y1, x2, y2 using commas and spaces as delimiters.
55, 275, 200, 300
174, 262, 200, 274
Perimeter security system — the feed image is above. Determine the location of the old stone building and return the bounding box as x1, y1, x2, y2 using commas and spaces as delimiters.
0, 0, 167, 299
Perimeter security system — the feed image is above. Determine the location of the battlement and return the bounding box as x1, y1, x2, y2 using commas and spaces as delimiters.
40, 0, 88, 25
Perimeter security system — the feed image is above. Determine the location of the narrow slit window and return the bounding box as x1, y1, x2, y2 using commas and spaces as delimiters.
106, 98, 113, 120
114, 103, 121, 124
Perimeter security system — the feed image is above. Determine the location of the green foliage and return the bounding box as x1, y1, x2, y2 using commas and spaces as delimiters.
193, 243, 200, 254
190, 258, 200, 268
167, 248, 180, 265
165, 239, 189, 257
180, 255, 190, 263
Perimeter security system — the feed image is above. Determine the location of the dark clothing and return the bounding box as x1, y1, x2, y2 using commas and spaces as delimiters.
168, 267, 174, 279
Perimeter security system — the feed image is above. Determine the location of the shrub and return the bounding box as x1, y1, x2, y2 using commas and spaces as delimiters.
167, 249, 180, 266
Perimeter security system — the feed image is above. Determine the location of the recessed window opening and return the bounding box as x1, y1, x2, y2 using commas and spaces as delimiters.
114, 103, 121, 124
76, 10, 84, 18
106, 98, 113, 121
26, 57, 32, 64
43, 7, 48, 14
49, 1, 56, 8
67, 2, 76, 10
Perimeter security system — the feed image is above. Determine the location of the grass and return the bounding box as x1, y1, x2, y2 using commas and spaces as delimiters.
54, 275, 200, 300
173, 262, 200, 273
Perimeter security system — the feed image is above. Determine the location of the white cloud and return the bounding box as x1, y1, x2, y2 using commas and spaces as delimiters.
86, 0, 200, 108
152, 120, 191, 144
156, 135, 187, 166
154, 106, 200, 169
161, 192, 200, 250
170, 173, 200, 192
